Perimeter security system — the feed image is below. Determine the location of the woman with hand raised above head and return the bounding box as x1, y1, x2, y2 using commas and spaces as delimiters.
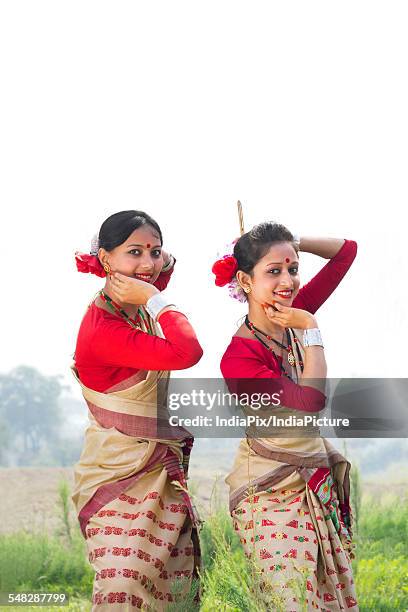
213, 220, 359, 611
73, 210, 203, 611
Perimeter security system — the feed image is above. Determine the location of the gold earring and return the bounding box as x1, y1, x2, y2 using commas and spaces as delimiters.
103, 263, 111, 274
243, 287, 251, 294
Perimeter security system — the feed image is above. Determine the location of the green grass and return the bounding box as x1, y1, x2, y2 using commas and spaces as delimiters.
356, 496, 408, 559
353, 497, 408, 611
355, 557, 408, 611
199, 494, 408, 611
199, 505, 308, 612
0, 529, 93, 598
0, 481, 407, 611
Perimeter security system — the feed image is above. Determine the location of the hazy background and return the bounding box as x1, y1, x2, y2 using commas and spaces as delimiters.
0, 2, 407, 483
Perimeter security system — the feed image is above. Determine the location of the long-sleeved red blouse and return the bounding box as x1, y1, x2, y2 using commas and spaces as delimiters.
220, 239, 358, 413
75, 262, 203, 392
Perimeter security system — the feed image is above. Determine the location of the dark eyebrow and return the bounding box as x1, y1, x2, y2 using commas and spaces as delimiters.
266, 261, 298, 266
127, 244, 162, 248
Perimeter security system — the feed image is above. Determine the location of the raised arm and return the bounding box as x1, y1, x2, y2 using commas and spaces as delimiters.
220, 341, 326, 413
292, 238, 357, 314
90, 310, 203, 370
299, 237, 347, 259
153, 252, 176, 291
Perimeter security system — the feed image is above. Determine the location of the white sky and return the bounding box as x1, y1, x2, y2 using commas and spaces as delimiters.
1, 1, 407, 398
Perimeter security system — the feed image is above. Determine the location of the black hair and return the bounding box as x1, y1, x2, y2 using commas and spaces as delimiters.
234, 221, 298, 274
98, 210, 163, 252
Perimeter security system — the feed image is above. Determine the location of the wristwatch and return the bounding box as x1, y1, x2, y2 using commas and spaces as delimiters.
303, 328, 324, 348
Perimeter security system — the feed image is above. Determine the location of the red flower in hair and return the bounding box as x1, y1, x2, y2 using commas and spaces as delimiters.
75, 252, 106, 278
212, 255, 238, 287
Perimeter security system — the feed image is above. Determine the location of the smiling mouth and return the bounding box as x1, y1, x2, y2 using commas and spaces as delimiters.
273, 290, 293, 299
134, 273, 153, 282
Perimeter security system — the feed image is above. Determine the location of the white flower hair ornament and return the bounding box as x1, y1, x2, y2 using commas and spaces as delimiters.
90, 233, 100, 256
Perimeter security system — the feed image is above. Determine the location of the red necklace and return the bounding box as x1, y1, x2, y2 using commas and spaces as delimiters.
99, 291, 153, 335
244, 315, 304, 373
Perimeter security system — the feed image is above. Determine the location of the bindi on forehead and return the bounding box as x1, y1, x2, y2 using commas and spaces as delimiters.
285, 257, 290, 263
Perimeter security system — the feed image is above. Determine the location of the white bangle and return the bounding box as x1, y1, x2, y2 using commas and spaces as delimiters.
303, 328, 324, 348
292, 233, 301, 249
145, 292, 176, 321
161, 254, 175, 273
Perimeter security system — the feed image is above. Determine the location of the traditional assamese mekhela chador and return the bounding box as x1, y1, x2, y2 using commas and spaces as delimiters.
72, 211, 203, 611
213, 223, 359, 611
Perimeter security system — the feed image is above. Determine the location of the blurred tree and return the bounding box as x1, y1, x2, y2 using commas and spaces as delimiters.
0, 417, 10, 465
0, 366, 63, 464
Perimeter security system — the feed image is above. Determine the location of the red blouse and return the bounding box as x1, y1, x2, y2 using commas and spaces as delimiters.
75, 263, 203, 392
220, 239, 357, 413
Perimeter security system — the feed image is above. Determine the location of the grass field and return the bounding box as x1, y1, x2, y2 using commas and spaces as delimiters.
0, 469, 407, 611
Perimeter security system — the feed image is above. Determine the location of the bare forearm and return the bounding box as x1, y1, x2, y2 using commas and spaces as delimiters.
299, 237, 345, 259
292, 313, 327, 393
299, 346, 327, 394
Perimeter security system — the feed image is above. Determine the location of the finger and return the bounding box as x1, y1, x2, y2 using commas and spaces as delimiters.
111, 288, 126, 302
273, 302, 288, 311
272, 314, 286, 324
275, 317, 290, 328
112, 273, 135, 289
112, 272, 127, 283
264, 308, 276, 321
110, 281, 124, 295
110, 277, 125, 291
262, 300, 278, 310
270, 318, 286, 328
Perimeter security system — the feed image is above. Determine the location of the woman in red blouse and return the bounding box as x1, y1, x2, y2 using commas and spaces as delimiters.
215, 222, 359, 611
72, 210, 203, 611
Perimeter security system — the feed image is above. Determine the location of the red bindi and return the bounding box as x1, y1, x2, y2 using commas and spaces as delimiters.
146, 243, 151, 248
285, 257, 290, 263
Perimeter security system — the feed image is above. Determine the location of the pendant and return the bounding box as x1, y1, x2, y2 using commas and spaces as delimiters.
288, 351, 296, 366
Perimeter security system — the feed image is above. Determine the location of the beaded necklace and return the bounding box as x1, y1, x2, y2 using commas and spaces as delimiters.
99, 290, 154, 335
244, 315, 304, 377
